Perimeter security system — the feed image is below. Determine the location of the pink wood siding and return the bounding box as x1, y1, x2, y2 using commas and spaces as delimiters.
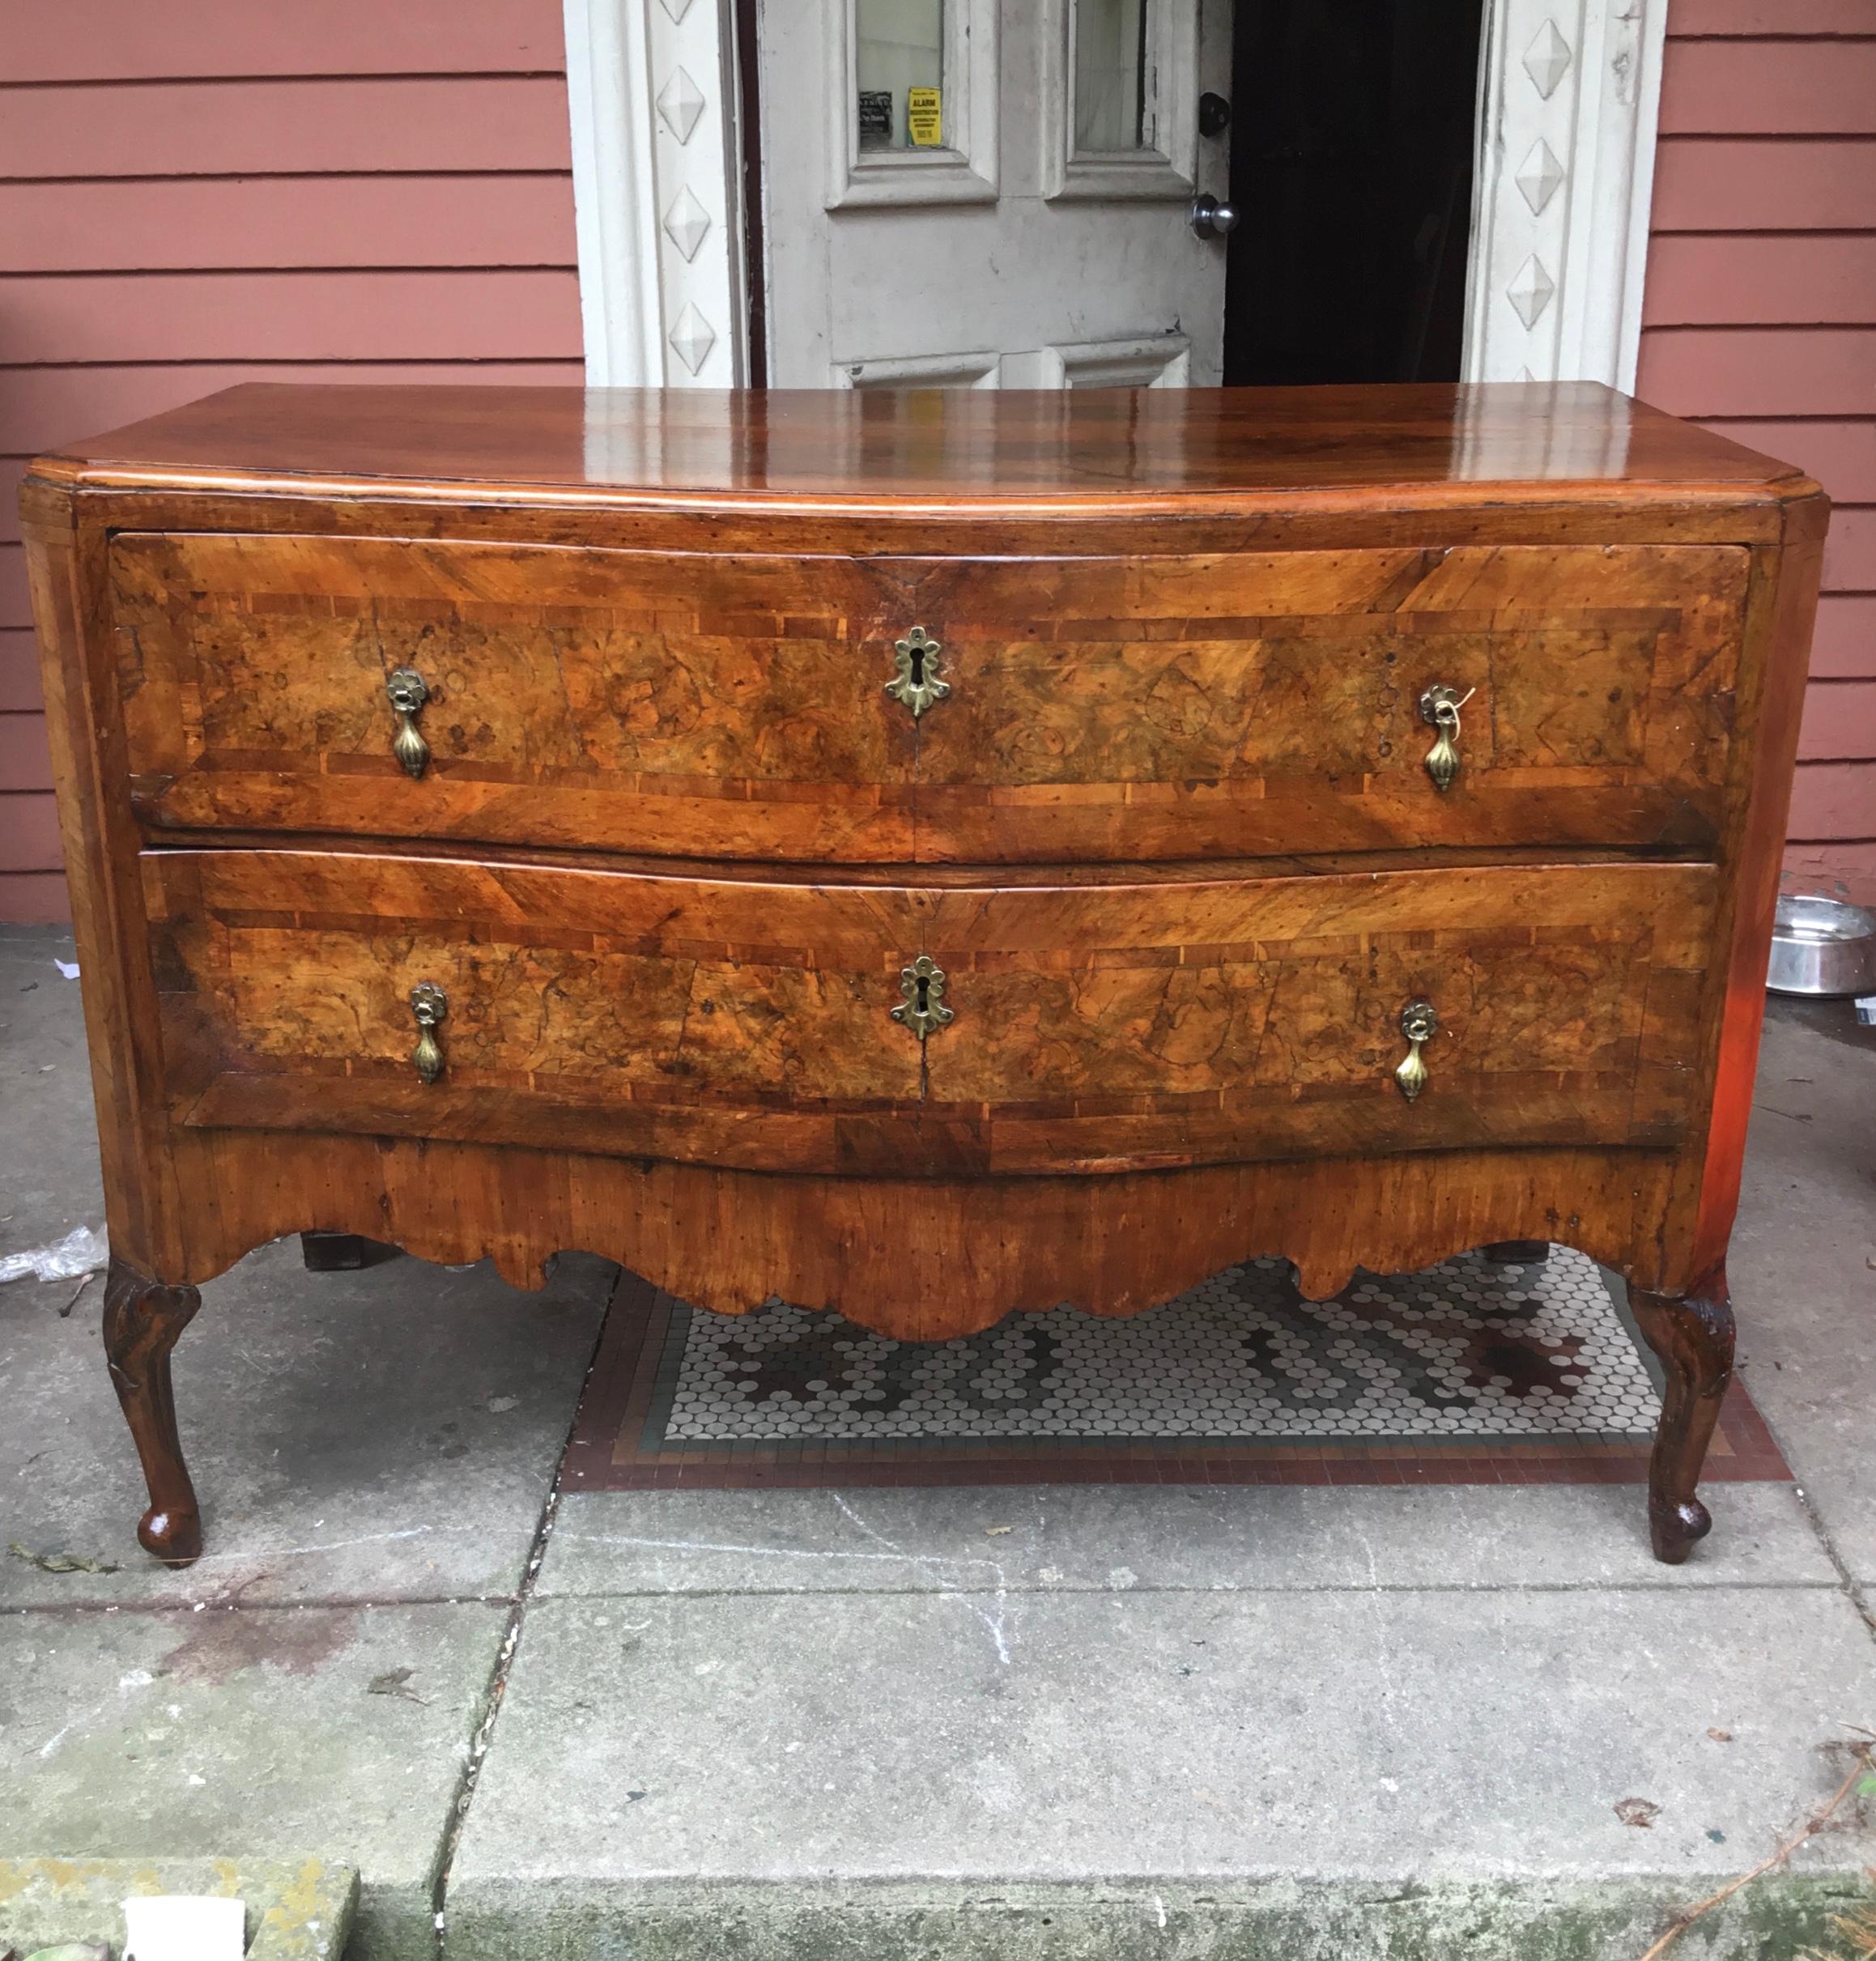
0, 0, 582, 923
1640, 0, 1876, 904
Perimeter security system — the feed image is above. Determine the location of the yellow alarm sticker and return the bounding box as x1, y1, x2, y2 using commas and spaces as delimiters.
907, 87, 942, 147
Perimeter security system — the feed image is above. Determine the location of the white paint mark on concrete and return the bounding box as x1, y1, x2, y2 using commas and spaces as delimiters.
830, 1494, 1015, 1665
189, 1525, 434, 1564
38, 1668, 154, 1759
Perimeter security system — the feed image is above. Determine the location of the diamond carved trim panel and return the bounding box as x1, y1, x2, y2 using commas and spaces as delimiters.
667, 301, 718, 374
1516, 139, 1565, 215
661, 185, 713, 262
656, 66, 707, 143
1522, 19, 1572, 100
1506, 254, 1558, 328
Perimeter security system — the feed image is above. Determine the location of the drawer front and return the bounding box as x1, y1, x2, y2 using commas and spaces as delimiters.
912, 545, 1748, 859
113, 532, 919, 861
115, 534, 1746, 866
915, 861, 1715, 1172
145, 849, 930, 1173
145, 850, 1714, 1176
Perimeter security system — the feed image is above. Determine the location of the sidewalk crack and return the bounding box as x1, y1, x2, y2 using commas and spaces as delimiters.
428, 1261, 623, 1957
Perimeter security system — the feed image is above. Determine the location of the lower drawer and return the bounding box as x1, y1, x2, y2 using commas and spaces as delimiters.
143, 849, 1716, 1176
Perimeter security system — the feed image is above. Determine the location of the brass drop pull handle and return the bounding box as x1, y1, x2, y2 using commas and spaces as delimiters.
1394, 998, 1437, 1103
1419, 684, 1474, 793
386, 666, 432, 780
891, 954, 955, 1040
410, 981, 448, 1085
883, 626, 950, 721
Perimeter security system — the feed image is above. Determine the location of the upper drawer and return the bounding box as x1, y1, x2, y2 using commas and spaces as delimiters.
112, 533, 1748, 862
912, 545, 1750, 860
112, 531, 920, 861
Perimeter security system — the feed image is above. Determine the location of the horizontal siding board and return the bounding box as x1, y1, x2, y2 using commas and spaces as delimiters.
1787, 760, 1876, 839
0, 0, 581, 897
0, 271, 583, 363
1651, 138, 1876, 232
1, 2, 565, 83
1644, 235, 1876, 326
0, 461, 26, 549
0, 176, 577, 273
1636, 328, 1876, 415
0, 792, 60, 871
0, 546, 27, 631
0, 871, 70, 924
1810, 597, 1876, 678
1701, 419, 1876, 503
1798, 681, 1876, 760
1668, 0, 1876, 32
1823, 508, 1876, 593
1657, 40, 1876, 135
0, 631, 43, 713
0, 712, 52, 791
0, 78, 573, 179
0, 361, 585, 455
1782, 840, 1876, 904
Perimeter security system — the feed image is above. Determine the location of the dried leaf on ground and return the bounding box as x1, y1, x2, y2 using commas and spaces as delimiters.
367, 1665, 431, 1705
7, 1541, 121, 1576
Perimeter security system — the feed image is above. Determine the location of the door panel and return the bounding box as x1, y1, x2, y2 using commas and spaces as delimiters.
760, 0, 1232, 385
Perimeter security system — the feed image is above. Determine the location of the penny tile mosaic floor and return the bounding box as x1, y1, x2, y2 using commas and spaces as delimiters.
564, 1248, 1789, 1490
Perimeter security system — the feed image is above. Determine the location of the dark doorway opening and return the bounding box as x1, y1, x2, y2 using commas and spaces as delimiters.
1223, 0, 1486, 386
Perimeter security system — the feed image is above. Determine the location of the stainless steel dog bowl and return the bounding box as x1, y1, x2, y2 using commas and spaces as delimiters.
1767, 893, 1876, 997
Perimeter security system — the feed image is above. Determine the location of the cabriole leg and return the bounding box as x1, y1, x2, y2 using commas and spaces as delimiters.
102, 1255, 205, 1566
1628, 1266, 1735, 1565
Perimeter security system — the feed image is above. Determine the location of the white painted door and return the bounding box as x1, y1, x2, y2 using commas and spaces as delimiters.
755, 0, 1232, 387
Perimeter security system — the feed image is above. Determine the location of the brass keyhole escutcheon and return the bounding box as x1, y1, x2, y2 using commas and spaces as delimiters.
409, 981, 449, 1085
386, 666, 432, 780
1394, 998, 1438, 1103
883, 626, 951, 721
891, 954, 955, 1041
1419, 683, 1474, 793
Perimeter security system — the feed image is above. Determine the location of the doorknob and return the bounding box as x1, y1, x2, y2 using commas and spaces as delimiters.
1190, 194, 1239, 240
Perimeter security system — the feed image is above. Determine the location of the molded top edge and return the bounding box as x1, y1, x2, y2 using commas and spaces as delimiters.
28, 381, 1812, 513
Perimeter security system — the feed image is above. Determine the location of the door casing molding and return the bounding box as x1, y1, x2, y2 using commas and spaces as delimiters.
1462, 0, 1666, 389
564, 0, 747, 385
567, 0, 1665, 392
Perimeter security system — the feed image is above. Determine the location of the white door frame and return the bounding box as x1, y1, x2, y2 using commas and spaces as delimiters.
564, 0, 1667, 392
564, 0, 749, 385
1462, 0, 1667, 389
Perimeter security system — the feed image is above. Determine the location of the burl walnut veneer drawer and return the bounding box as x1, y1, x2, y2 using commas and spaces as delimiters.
113, 531, 1748, 863
144, 847, 1716, 1178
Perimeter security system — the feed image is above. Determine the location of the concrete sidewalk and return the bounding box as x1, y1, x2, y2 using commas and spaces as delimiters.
2, 920, 1873, 1960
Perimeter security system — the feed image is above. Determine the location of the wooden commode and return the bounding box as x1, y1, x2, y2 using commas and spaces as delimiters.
22, 382, 1826, 1565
